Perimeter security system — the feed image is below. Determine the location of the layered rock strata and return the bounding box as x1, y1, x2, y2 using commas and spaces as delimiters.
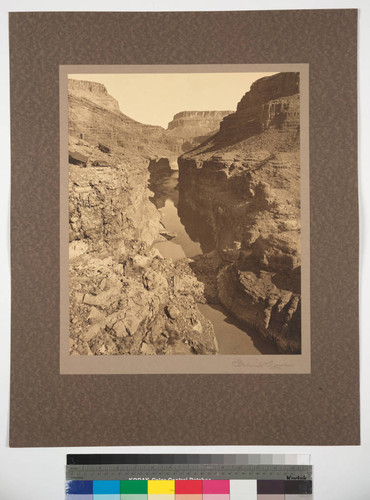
166, 111, 233, 151
219, 72, 299, 141
178, 72, 301, 353
68, 79, 182, 169
69, 80, 232, 171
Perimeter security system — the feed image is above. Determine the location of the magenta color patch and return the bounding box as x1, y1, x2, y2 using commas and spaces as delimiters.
202, 481, 230, 494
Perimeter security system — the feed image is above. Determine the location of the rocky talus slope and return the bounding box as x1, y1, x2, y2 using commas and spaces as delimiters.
178, 72, 301, 353
68, 82, 218, 355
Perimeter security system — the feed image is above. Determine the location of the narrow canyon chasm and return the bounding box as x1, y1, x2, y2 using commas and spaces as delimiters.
149, 165, 278, 355
68, 72, 301, 356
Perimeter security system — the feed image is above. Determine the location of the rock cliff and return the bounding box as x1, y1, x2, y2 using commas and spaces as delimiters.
69, 80, 231, 169
178, 72, 301, 353
166, 110, 232, 151
219, 72, 299, 141
68, 79, 183, 167
68, 81, 218, 356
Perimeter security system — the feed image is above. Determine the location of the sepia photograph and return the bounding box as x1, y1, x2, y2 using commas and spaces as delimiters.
60, 65, 309, 373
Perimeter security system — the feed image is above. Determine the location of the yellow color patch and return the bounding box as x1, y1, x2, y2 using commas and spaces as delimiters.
148, 481, 175, 494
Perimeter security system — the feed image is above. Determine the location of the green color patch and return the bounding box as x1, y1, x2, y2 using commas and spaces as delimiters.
121, 481, 148, 494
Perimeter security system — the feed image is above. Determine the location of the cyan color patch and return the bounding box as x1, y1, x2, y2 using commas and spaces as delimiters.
93, 480, 121, 494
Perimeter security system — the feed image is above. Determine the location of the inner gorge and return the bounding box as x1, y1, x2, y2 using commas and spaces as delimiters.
68, 72, 301, 357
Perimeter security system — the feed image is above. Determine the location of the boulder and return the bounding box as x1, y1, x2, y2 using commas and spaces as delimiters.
98, 143, 111, 153
165, 304, 180, 320
69, 151, 88, 167
92, 160, 110, 167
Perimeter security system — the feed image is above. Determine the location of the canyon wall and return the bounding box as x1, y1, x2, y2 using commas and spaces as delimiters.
69, 81, 232, 168
68, 79, 183, 165
178, 72, 301, 353
219, 72, 299, 140
166, 110, 232, 151
68, 81, 218, 356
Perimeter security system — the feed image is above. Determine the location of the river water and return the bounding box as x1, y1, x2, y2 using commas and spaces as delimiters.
149, 168, 277, 355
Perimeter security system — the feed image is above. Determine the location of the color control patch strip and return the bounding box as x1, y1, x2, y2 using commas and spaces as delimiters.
66, 479, 312, 499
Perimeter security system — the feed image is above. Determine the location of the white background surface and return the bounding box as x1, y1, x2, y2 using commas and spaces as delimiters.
0, 1, 369, 499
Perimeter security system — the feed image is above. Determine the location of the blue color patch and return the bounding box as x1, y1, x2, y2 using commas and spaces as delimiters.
66, 481, 93, 494
93, 480, 121, 494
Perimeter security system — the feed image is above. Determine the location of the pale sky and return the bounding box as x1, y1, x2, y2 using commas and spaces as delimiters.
69, 72, 277, 128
